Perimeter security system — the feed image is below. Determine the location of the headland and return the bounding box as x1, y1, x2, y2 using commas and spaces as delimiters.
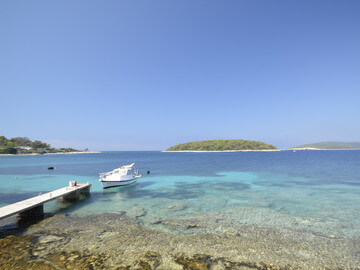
0, 136, 94, 156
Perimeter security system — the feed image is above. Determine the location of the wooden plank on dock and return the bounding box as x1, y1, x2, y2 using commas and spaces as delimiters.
0, 182, 91, 220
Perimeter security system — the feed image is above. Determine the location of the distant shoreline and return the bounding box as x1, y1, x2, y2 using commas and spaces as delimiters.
288, 147, 360, 151
164, 148, 360, 152
0, 151, 101, 157
163, 149, 281, 152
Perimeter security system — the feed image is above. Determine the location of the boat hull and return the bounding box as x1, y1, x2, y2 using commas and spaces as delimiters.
100, 177, 139, 189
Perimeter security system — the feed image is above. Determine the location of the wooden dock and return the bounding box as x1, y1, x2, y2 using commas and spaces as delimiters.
0, 181, 91, 220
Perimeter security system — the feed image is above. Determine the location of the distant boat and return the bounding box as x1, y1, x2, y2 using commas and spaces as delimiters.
99, 163, 141, 189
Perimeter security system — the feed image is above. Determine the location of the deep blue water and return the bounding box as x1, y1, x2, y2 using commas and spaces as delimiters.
1, 151, 360, 237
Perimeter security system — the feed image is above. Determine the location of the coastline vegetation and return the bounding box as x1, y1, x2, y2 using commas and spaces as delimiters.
166, 139, 277, 151
0, 136, 87, 155
293, 141, 360, 150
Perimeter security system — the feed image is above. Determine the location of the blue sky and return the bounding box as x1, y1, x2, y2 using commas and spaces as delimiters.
1, 0, 359, 150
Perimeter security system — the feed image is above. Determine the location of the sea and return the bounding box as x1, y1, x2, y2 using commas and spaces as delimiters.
1, 150, 360, 236
0, 151, 359, 268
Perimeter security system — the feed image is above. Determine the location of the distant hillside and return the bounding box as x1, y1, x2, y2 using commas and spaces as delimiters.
166, 139, 277, 151
292, 142, 360, 150
0, 136, 86, 154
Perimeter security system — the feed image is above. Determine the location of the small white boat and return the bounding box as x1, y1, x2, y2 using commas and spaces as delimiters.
99, 163, 141, 189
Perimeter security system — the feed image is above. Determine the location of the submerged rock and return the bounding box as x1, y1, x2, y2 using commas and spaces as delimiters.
37, 235, 63, 244
135, 251, 162, 270
0, 234, 107, 270
174, 254, 211, 270
174, 254, 297, 270
44, 251, 107, 269
0, 235, 33, 269
161, 219, 202, 230
128, 206, 147, 218
166, 203, 188, 212
147, 217, 163, 225
0, 213, 359, 269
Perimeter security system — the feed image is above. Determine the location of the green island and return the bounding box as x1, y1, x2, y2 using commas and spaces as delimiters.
292, 141, 360, 150
0, 136, 87, 155
166, 139, 277, 151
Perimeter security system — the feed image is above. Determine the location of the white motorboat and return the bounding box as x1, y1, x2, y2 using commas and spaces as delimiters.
99, 163, 141, 189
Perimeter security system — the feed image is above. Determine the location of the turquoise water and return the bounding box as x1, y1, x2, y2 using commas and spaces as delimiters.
1, 151, 360, 237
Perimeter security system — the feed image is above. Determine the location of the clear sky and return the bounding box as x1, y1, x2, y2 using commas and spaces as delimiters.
1, 0, 359, 150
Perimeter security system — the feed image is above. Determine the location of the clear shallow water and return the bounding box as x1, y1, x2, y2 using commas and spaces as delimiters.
1, 151, 360, 237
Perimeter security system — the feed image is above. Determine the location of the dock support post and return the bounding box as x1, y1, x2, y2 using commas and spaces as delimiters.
19, 204, 44, 219
62, 182, 91, 201
79, 183, 91, 196
62, 191, 79, 202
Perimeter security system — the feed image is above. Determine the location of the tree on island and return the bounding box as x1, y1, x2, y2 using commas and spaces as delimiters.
166, 139, 277, 151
